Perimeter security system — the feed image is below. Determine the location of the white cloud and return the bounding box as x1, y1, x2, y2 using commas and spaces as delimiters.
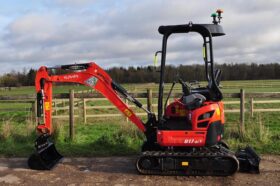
0, 0, 280, 74
51, 0, 96, 7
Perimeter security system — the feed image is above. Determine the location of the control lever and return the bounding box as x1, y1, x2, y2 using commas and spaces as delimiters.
214, 69, 222, 86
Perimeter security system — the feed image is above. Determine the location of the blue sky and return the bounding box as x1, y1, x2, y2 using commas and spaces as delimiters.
0, 0, 280, 74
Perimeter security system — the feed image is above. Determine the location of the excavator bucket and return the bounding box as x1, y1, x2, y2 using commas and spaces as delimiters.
28, 134, 63, 170
236, 146, 260, 173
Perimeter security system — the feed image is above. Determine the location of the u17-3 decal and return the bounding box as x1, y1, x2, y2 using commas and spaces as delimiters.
184, 138, 203, 144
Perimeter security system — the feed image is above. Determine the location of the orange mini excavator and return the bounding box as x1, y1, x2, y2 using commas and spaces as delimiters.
28, 10, 260, 176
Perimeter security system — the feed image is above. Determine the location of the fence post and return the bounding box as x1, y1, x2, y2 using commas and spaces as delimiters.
83, 98, 87, 124
54, 99, 57, 115
147, 89, 153, 112
240, 89, 245, 135
250, 97, 254, 118
69, 89, 75, 140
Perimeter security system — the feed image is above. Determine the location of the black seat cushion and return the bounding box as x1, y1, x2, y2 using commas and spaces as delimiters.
182, 93, 206, 110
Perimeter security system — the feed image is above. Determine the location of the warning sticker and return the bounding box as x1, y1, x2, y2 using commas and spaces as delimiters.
124, 109, 132, 117
181, 162, 189, 166
85, 77, 98, 86
45, 102, 50, 111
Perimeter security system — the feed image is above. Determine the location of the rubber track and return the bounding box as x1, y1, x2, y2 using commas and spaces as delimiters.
136, 147, 239, 176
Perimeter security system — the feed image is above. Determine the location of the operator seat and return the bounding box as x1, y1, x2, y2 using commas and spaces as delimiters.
182, 93, 206, 110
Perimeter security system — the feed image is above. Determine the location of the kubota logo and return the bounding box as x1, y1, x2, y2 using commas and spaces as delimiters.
63, 75, 79, 80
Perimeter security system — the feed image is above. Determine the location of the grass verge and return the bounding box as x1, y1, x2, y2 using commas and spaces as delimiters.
0, 113, 279, 157
224, 113, 280, 154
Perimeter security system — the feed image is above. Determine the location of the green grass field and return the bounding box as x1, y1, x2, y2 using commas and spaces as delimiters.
0, 80, 280, 157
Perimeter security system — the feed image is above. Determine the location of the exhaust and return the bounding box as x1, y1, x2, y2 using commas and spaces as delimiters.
236, 146, 260, 173
28, 134, 63, 170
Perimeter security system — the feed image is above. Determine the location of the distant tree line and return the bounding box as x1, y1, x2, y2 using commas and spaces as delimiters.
107, 63, 280, 83
0, 69, 36, 87
0, 63, 280, 87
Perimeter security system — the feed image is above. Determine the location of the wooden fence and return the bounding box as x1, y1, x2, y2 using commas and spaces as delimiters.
1, 89, 280, 138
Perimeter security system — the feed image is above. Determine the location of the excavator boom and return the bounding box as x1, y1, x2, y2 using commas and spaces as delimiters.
35, 62, 146, 134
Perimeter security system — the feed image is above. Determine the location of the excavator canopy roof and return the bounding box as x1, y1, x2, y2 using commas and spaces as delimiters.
158, 23, 225, 37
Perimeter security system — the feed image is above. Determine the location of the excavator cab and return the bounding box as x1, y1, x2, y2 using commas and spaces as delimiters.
138, 10, 260, 174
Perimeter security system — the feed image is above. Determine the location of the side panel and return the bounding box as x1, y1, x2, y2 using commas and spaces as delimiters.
156, 121, 223, 147
191, 102, 221, 131
158, 100, 225, 147
157, 130, 207, 147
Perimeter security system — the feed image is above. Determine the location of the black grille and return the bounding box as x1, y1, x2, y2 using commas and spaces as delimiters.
197, 121, 209, 128
198, 110, 215, 120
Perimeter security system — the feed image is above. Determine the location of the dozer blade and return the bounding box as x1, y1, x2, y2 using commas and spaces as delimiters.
28, 134, 63, 170
236, 146, 260, 174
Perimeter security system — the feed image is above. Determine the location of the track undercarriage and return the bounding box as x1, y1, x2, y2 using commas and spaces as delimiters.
136, 145, 239, 176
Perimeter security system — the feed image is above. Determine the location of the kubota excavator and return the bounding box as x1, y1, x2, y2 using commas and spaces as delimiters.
28, 10, 260, 176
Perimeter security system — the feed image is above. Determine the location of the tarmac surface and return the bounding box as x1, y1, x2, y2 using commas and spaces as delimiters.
0, 155, 279, 186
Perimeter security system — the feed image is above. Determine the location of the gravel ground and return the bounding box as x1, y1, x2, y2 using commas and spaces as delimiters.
0, 155, 279, 186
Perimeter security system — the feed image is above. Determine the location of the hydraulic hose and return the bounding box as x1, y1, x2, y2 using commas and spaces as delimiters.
111, 81, 151, 113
